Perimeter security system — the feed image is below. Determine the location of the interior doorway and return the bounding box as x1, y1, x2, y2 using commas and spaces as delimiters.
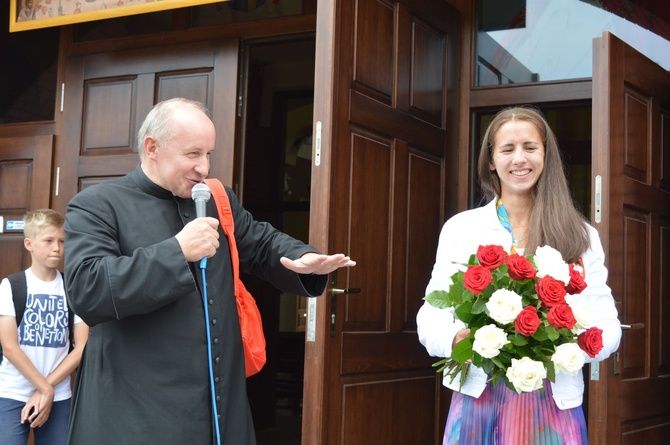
238, 35, 315, 445
472, 103, 592, 214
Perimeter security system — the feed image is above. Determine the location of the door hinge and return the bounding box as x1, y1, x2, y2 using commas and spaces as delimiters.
590, 362, 600, 380
55, 167, 60, 197
60, 83, 65, 112
594, 175, 602, 223
314, 121, 322, 166
306, 297, 317, 342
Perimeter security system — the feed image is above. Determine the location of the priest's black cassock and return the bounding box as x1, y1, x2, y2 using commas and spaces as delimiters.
64, 165, 326, 445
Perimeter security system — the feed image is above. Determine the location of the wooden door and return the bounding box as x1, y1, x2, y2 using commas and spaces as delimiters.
0, 135, 54, 279
53, 39, 239, 211
305, 0, 460, 443
590, 31, 670, 444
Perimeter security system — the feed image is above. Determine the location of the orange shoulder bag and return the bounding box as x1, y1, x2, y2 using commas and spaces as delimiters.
204, 178, 267, 377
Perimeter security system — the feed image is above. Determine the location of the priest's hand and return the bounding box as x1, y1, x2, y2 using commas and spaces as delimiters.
280, 253, 356, 275
176, 217, 220, 262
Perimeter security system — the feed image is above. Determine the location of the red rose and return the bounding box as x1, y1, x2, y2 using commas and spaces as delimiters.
476, 245, 507, 270
506, 254, 537, 280
578, 327, 604, 358
546, 304, 577, 329
566, 264, 587, 294
463, 265, 493, 294
536, 276, 567, 307
514, 306, 541, 336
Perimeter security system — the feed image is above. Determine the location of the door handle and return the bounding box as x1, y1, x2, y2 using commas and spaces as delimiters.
612, 322, 645, 376
620, 323, 644, 330
328, 270, 361, 337
329, 287, 361, 337
330, 287, 361, 295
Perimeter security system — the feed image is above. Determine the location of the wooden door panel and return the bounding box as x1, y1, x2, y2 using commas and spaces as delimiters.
620, 208, 648, 379
78, 154, 140, 179
341, 375, 435, 444
307, 0, 459, 443
0, 135, 53, 279
156, 69, 213, 104
661, 218, 670, 377
83, 78, 137, 153
591, 31, 670, 444
662, 113, 670, 190
341, 333, 435, 373
618, 380, 668, 420
621, 426, 670, 445
403, 149, 443, 329
352, 0, 394, 102
408, 17, 446, 126
345, 131, 391, 328
622, 92, 650, 182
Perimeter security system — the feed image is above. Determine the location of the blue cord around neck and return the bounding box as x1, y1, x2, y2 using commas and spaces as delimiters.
200, 257, 221, 445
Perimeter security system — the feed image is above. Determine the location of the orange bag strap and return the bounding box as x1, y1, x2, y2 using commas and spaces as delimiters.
203, 179, 240, 287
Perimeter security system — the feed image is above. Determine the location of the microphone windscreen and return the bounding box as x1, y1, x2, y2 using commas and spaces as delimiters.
191, 183, 211, 202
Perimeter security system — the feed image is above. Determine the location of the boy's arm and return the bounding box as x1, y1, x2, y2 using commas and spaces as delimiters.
0, 315, 55, 421
0, 315, 54, 394
44, 320, 89, 387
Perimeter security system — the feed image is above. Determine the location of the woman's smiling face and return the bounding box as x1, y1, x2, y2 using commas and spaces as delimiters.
490, 119, 545, 200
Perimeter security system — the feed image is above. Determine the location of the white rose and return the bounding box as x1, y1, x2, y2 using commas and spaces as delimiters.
486, 289, 523, 325
472, 324, 510, 358
534, 245, 570, 285
505, 357, 547, 393
552, 342, 586, 376
566, 294, 593, 330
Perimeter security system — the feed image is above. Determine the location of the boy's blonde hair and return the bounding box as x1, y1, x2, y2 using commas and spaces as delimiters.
23, 209, 65, 239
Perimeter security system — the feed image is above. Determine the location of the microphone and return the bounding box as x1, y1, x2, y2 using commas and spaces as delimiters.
191, 183, 211, 218
191, 183, 211, 269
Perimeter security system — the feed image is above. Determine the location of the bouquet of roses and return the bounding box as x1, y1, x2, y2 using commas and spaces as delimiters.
425, 244, 604, 394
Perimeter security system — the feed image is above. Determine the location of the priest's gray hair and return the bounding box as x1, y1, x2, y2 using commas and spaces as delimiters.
136, 98, 210, 160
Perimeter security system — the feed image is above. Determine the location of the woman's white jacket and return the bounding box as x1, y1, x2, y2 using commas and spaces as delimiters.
416, 199, 622, 410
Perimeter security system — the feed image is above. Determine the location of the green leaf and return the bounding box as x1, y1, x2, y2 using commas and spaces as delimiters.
424, 290, 452, 309
459, 363, 471, 389
509, 333, 529, 346
503, 377, 518, 393
448, 279, 477, 307
436, 359, 471, 391
467, 312, 489, 330
545, 326, 560, 341
532, 327, 550, 342
481, 359, 495, 374
490, 356, 504, 369
451, 337, 473, 364
431, 358, 449, 373
497, 350, 513, 366
454, 301, 475, 323
472, 297, 488, 314
545, 360, 556, 382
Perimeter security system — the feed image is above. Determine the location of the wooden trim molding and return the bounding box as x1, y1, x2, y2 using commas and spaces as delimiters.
470, 79, 593, 108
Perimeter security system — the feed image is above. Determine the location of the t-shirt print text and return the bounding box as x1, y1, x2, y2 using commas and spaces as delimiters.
19, 293, 68, 348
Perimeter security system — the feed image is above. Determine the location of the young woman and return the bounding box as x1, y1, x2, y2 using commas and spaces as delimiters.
417, 106, 621, 444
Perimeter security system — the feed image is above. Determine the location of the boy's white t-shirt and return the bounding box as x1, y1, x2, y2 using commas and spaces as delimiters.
0, 269, 82, 402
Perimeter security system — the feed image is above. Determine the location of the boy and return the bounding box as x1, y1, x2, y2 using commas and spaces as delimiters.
0, 209, 88, 445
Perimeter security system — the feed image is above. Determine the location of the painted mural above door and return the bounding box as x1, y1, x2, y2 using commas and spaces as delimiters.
9, 0, 225, 32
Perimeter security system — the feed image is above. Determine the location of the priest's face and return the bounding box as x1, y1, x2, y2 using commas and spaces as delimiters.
144, 107, 216, 199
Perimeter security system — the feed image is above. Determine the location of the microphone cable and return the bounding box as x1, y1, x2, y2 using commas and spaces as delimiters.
200, 256, 222, 445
